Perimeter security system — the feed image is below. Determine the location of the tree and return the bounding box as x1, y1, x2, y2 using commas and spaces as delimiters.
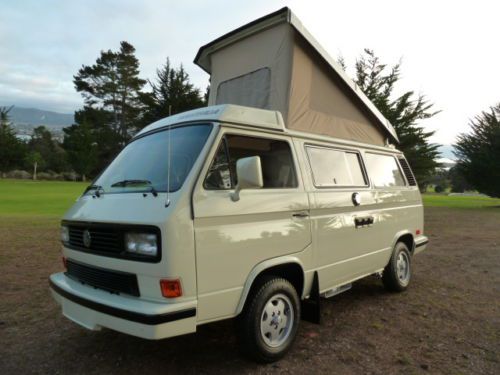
454, 104, 500, 197
344, 50, 440, 186
25, 151, 44, 180
428, 169, 450, 192
142, 58, 204, 125
448, 165, 472, 193
28, 126, 69, 173
0, 106, 26, 173
74, 41, 146, 143
63, 121, 98, 181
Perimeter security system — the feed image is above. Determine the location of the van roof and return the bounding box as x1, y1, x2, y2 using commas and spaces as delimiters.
135, 104, 401, 154
194, 7, 399, 144
135, 104, 285, 136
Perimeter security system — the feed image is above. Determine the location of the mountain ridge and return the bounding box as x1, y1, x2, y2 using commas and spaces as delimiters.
1, 105, 74, 130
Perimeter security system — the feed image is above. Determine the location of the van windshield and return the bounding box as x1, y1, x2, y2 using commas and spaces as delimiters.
89, 123, 212, 195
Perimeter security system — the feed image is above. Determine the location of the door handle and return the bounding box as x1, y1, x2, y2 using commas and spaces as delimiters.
292, 212, 310, 218
354, 216, 374, 228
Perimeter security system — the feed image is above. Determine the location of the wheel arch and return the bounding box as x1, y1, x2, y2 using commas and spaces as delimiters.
392, 230, 415, 254
235, 256, 305, 316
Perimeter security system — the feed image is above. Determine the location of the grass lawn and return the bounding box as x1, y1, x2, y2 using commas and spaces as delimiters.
422, 193, 500, 209
0, 179, 87, 218
0, 180, 499, 219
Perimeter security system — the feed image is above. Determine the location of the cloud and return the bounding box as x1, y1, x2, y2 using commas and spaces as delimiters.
1, 0, 499, 143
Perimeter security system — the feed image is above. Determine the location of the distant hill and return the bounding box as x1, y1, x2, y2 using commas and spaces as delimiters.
5, 106, 74, 130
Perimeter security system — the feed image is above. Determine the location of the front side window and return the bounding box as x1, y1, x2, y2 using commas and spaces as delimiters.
365, 153, 406, 188
91, 124, 212, 194
204, 135, 297, 189
306, 146, 367, 187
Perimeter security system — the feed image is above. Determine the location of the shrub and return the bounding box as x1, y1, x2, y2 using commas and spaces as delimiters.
5, 170, 32, 179
62, 171, 79, 181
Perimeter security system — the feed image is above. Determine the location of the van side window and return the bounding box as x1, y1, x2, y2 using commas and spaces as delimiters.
365, 153, 406, 187
204, 135, 298, 189
306, 146, 367, 187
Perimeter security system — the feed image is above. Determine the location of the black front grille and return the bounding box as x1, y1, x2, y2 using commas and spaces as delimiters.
68, 226, 122, 254
398, 157, 417, 186
62, 221, 161, 263
66, 260, 140, 296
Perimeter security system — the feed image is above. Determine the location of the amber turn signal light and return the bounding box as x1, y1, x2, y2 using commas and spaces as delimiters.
160, 279, 182, 298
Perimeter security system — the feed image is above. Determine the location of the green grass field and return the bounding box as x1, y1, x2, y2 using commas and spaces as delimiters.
422, 193, 500, 209
0, 179, 87, 218
0, 179, 498, 219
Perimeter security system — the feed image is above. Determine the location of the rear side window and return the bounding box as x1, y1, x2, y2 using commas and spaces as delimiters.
306, 146, 367, 187
216, 68, 271, 109
365, 153, 406, 188
204, 135, 298, 189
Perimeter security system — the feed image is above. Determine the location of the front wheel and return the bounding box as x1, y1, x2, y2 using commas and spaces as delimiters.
237, 277, 300, 363
382, 242, 412, 292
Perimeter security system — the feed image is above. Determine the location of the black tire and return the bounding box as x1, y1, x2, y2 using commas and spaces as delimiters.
236, 276, 301, 363
382, 242, 412, 292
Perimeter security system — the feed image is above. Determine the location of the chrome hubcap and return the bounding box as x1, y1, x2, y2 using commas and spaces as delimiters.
396, 251, 410, 286
260, 293, 294, 347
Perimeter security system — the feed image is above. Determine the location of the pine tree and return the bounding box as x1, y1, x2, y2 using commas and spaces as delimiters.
346, 50, 440, 186
63, 121, 98, 181
0, 106, 26, 173
74, 41, 146, 143
454, 104, 500, 197
142, 58, 204, 124
28, 126, 68, 173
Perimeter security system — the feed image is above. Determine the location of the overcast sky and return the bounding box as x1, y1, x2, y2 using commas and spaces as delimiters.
1, 0, 499, 145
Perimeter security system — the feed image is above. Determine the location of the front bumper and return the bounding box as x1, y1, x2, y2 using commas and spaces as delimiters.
49, 272, 197, 339
414, 236, 429, 255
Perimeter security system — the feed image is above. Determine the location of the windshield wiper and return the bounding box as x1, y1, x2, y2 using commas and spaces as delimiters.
110, 179, 152, 187
84, 184, 104, 197
110, 179, 158, 197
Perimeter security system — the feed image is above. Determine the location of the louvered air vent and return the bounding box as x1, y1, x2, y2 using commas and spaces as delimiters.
398, 158, 417, 186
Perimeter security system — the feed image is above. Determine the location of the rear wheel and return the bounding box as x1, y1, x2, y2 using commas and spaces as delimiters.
382, 242, 412, 292
237, 277, 300, 363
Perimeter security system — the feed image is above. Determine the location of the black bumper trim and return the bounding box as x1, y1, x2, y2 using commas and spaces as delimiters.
49, 279, 196, 325
415, 239, 429, 248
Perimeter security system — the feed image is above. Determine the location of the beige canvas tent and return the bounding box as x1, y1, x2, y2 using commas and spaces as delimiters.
194, 7, 399, 146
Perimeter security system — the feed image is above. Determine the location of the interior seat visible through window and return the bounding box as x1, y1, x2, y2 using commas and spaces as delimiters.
204, 135, 298, 190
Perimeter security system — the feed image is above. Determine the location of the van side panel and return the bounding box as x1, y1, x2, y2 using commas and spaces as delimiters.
295, 138, 423, 293
192, 128, 312, 323
311, 189, 388, 289
294, 139, 385, 290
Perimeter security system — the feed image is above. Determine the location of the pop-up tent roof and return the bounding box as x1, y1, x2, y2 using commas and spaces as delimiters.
194, 7, 399, 146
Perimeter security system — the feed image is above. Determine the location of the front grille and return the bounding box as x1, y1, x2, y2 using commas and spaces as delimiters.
398, 157, 417, 186
68, 226, 122, 254
62, 221, 161, 263
66, 260, 140, 296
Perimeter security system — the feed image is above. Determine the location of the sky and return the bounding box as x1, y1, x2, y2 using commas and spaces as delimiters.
1, 0, 499, 145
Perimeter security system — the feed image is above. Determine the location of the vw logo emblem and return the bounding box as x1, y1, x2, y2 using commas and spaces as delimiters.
83, 230, 92, 248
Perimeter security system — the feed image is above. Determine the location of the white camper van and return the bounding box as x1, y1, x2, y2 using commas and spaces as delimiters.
50, 8, 428, 363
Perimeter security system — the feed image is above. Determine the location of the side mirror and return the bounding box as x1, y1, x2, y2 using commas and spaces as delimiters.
231, 156, 263, 201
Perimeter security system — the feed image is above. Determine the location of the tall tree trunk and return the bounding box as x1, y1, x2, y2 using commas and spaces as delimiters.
33, 161, 37, 180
